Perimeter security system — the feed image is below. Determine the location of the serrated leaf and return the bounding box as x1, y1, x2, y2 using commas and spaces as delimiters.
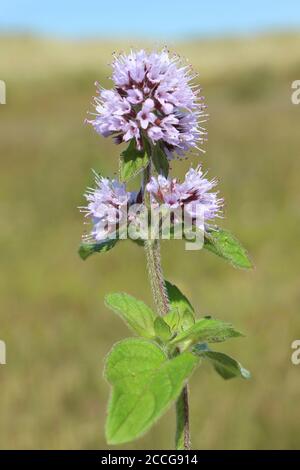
78, 239, 118, 260
169, 318, 243, 346
105, 338, 198, 444
151, 143, 169, 177
204, 226, 253, 269
120, 140, 149, 182
105, 293, 156, 339
154, 317, 172, 341
193, 344, 251, 380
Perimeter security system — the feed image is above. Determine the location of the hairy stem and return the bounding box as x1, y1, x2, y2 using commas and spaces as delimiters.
144, 239, 169, 316
142, 157, 191, 450
175, 385, 191, 450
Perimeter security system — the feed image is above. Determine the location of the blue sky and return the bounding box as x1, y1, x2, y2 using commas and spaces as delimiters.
1, 0, 300, 39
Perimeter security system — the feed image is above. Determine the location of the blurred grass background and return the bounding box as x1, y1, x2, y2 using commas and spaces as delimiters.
0, 33, 300, 449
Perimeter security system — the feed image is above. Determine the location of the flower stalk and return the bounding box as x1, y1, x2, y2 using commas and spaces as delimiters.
144, 239, 169, 316
142, 160, 191, 449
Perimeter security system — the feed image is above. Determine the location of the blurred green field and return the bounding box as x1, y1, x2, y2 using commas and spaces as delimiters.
1, 33, 300, 449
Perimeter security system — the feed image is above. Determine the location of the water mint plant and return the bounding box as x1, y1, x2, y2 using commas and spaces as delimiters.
79, 48, 252, 450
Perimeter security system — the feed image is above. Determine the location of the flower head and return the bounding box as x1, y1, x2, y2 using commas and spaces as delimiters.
146, 166, 223, 227
81, 173, 138, 242
88, 49, 207, 158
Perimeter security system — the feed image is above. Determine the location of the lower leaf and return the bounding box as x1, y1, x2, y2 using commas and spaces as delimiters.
78, 239, 118, 260
104, 338, 198, 444
193, 344, 251, 380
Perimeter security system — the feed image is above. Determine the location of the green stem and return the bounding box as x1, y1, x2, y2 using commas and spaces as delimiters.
175, 385, 191, 450
144, 239, 169, 316
142, 155, 191, 450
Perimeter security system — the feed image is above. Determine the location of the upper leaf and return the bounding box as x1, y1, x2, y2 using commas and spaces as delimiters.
105, 338, 198, 444
165, 281, 194, 315
78, 238, 118, 260
120, 140, 149, 182
204, 226, 253, 269
105, 293, 156, 339
169, 317, 243, 346
193, 343, 251, 380
165, 281, 195, 331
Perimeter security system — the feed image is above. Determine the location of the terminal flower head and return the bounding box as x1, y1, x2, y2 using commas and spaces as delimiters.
88, 49, 207, 158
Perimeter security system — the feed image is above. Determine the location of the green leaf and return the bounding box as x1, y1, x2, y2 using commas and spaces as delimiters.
164, 309, 181, 332
204, 226, 253, 269
165, 281, 195, 329
120, 140, 149, 182
151, 143, 169, 177
154, 317, 172, 341
105, 338, 198, 444
105, 293, 156, 339
169, 318, 243, 346
181, 310, 196, 331
193, 344, 251, 380
78, 239, 118, 260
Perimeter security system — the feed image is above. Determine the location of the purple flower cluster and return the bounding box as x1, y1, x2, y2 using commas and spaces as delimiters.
88, 49, 207, 158
82, 167, 223, 242
81, 49, 223, 244
146, 166, 223, 226
82, 174, 138, 242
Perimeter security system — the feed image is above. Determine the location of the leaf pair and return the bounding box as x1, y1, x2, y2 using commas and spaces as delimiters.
78, 225, 253, 271
105, 286, 242, 348
105, 282, 196, 343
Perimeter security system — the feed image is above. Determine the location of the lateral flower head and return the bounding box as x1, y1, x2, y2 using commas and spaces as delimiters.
88, 49, 207, 158
81, 173, 139, 242
146, 166, 223, 228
